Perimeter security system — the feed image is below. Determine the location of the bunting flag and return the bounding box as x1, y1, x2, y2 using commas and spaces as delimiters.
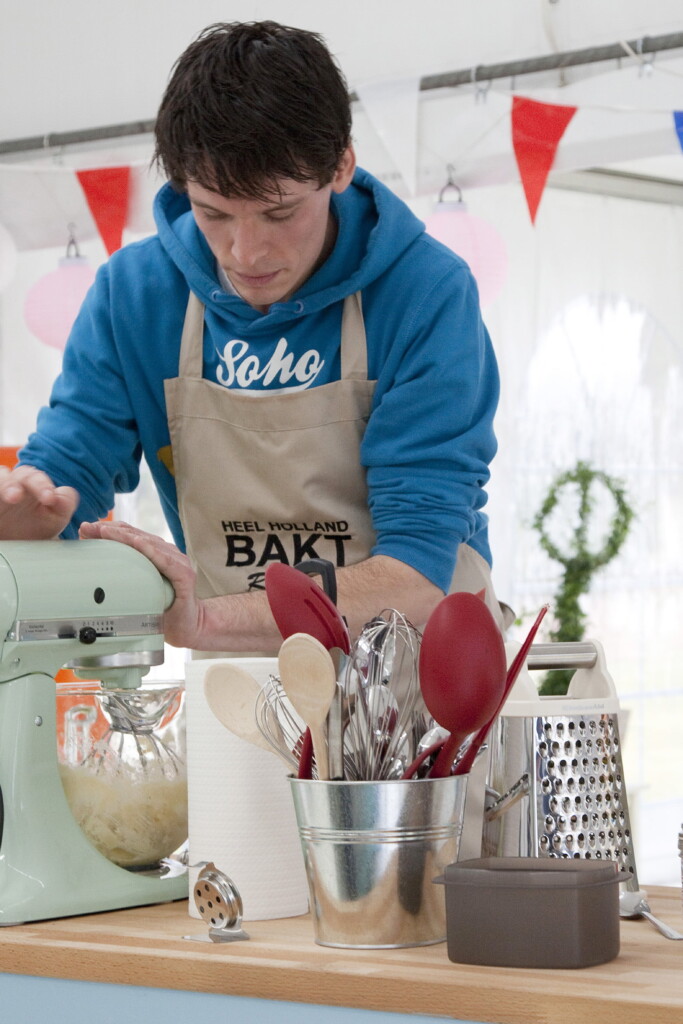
674, 112, 683, 153
76, 166, 131, 254
511, 97, 578, 224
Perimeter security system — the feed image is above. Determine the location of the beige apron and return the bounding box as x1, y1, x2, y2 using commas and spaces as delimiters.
163, 290, 502, 627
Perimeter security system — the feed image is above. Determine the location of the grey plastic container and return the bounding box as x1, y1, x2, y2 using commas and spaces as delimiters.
436, 857, 621, 968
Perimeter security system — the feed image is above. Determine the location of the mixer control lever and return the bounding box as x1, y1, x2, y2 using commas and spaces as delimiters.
78, 626, 98, 645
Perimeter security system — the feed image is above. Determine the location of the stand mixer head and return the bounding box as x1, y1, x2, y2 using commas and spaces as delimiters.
0, 538, 188, 925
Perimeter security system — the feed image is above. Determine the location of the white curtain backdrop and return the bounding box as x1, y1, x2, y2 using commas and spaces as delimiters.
2, 178, 682, 884
472, 183, 683, 885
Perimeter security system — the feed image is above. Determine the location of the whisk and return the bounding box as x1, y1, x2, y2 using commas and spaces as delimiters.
67, 686, 185, 781
254, 675, 316, 777
343, 610, 427, 780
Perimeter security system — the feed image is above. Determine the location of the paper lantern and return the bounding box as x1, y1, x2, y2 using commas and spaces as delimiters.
0, 222, 18, 293
24, 254, 96, 351
425, 190, 508, 308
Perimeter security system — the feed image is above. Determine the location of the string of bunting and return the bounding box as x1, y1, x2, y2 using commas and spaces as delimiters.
0, 92, 682, 259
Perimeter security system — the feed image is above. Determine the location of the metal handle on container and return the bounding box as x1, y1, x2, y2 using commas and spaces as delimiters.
526, 641, 597, 671
484, 773, 531, 823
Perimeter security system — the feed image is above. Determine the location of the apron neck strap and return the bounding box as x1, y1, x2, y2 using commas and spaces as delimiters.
178, 291, 205, 377
340, 291, 368, 381
178, 290, 368, 381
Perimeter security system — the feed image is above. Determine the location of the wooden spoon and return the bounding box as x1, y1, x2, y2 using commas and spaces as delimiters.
278, 633, 338, 780
419, 592, 507, 778
203, 662, 290, 766
266, 560, 349, 778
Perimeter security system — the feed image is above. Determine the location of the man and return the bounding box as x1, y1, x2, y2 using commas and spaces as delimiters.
0, 21, 501, 651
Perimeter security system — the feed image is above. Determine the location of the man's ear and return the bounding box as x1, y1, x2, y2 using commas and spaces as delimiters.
331, 146, 356, 193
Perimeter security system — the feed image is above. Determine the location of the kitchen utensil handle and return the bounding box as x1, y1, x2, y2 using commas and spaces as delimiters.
484, 773, 532, 822
527, 641, 597, 670
401, 738, 444, 780
641, 911, 683, 940
309, 723, 330, 781
428, 731, 465, 779
327, 683, 345, 780
294, 558, 337, 606
297, 728, 314, 779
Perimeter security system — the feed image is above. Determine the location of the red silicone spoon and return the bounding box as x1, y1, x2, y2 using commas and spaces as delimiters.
418, 592, 507, 779
453, 604, 549, 776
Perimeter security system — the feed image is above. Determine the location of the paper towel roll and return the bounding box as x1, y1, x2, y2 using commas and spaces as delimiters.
185, 658, 309, 921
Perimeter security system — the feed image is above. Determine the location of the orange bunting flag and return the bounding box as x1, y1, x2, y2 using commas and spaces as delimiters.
511, 97, 577, 224
76, 166, 131, 254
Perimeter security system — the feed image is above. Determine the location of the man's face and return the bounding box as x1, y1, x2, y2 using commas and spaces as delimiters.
187, 148, 355, 312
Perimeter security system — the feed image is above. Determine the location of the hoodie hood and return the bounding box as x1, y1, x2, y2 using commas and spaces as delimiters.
153, 167, 426, 321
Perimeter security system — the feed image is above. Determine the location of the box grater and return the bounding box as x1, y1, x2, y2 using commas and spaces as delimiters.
480, 640, 639, 892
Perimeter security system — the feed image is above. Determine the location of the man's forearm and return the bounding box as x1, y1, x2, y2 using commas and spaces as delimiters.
197, 554, 443, 652
79, 521, 443, 652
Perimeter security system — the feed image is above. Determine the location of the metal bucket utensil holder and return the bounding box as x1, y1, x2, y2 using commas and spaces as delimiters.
289, 775, 468, 948
481, 640, 639, 892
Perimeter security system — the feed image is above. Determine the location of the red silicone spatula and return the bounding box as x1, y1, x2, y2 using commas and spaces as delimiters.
265, 562, 350, 655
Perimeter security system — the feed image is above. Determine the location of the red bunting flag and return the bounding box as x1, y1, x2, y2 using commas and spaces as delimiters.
76, 166, 131, 254
511, 97, 577, 224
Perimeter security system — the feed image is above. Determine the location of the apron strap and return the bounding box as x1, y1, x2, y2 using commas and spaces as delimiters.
177, 290, 368, 381
340, 291, 368, 381
178, 291, 205, 378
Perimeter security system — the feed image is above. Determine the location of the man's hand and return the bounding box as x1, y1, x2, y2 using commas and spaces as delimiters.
79, 520, 206, 649
0, 465, 79, 540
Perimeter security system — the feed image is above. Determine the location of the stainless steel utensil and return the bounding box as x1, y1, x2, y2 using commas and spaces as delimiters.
69, 684, 184, 780
619, 889, 683, 940
254, 675, 309, 774
327, 682, 345, 780
342, 610, 423, 780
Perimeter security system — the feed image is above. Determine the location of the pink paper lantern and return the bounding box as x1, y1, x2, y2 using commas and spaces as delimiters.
24, 256, 96, 351
425, 200, 508, 308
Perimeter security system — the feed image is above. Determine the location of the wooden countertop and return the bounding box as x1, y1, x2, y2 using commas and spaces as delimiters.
1, 887, 682, 1023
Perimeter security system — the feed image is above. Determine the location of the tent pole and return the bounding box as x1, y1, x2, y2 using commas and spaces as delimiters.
1, 31, 682, 157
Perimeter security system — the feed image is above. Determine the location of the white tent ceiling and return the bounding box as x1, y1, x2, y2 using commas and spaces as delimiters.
1, 0, 682, 248
1, 0, 682, 140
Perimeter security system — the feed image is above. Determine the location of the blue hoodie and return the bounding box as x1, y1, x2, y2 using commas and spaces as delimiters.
20, 167, 499, 592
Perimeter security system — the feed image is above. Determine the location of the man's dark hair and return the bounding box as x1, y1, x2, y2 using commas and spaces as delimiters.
154, 21, 353, 200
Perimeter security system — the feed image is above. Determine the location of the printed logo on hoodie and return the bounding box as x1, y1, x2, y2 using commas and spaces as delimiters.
215, 337, 325, 392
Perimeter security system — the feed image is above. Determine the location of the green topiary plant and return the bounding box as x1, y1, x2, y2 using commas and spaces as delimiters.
532, 460, 635, 695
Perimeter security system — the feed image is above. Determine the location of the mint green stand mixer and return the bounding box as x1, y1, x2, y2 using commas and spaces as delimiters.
0, 539, 188, 925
